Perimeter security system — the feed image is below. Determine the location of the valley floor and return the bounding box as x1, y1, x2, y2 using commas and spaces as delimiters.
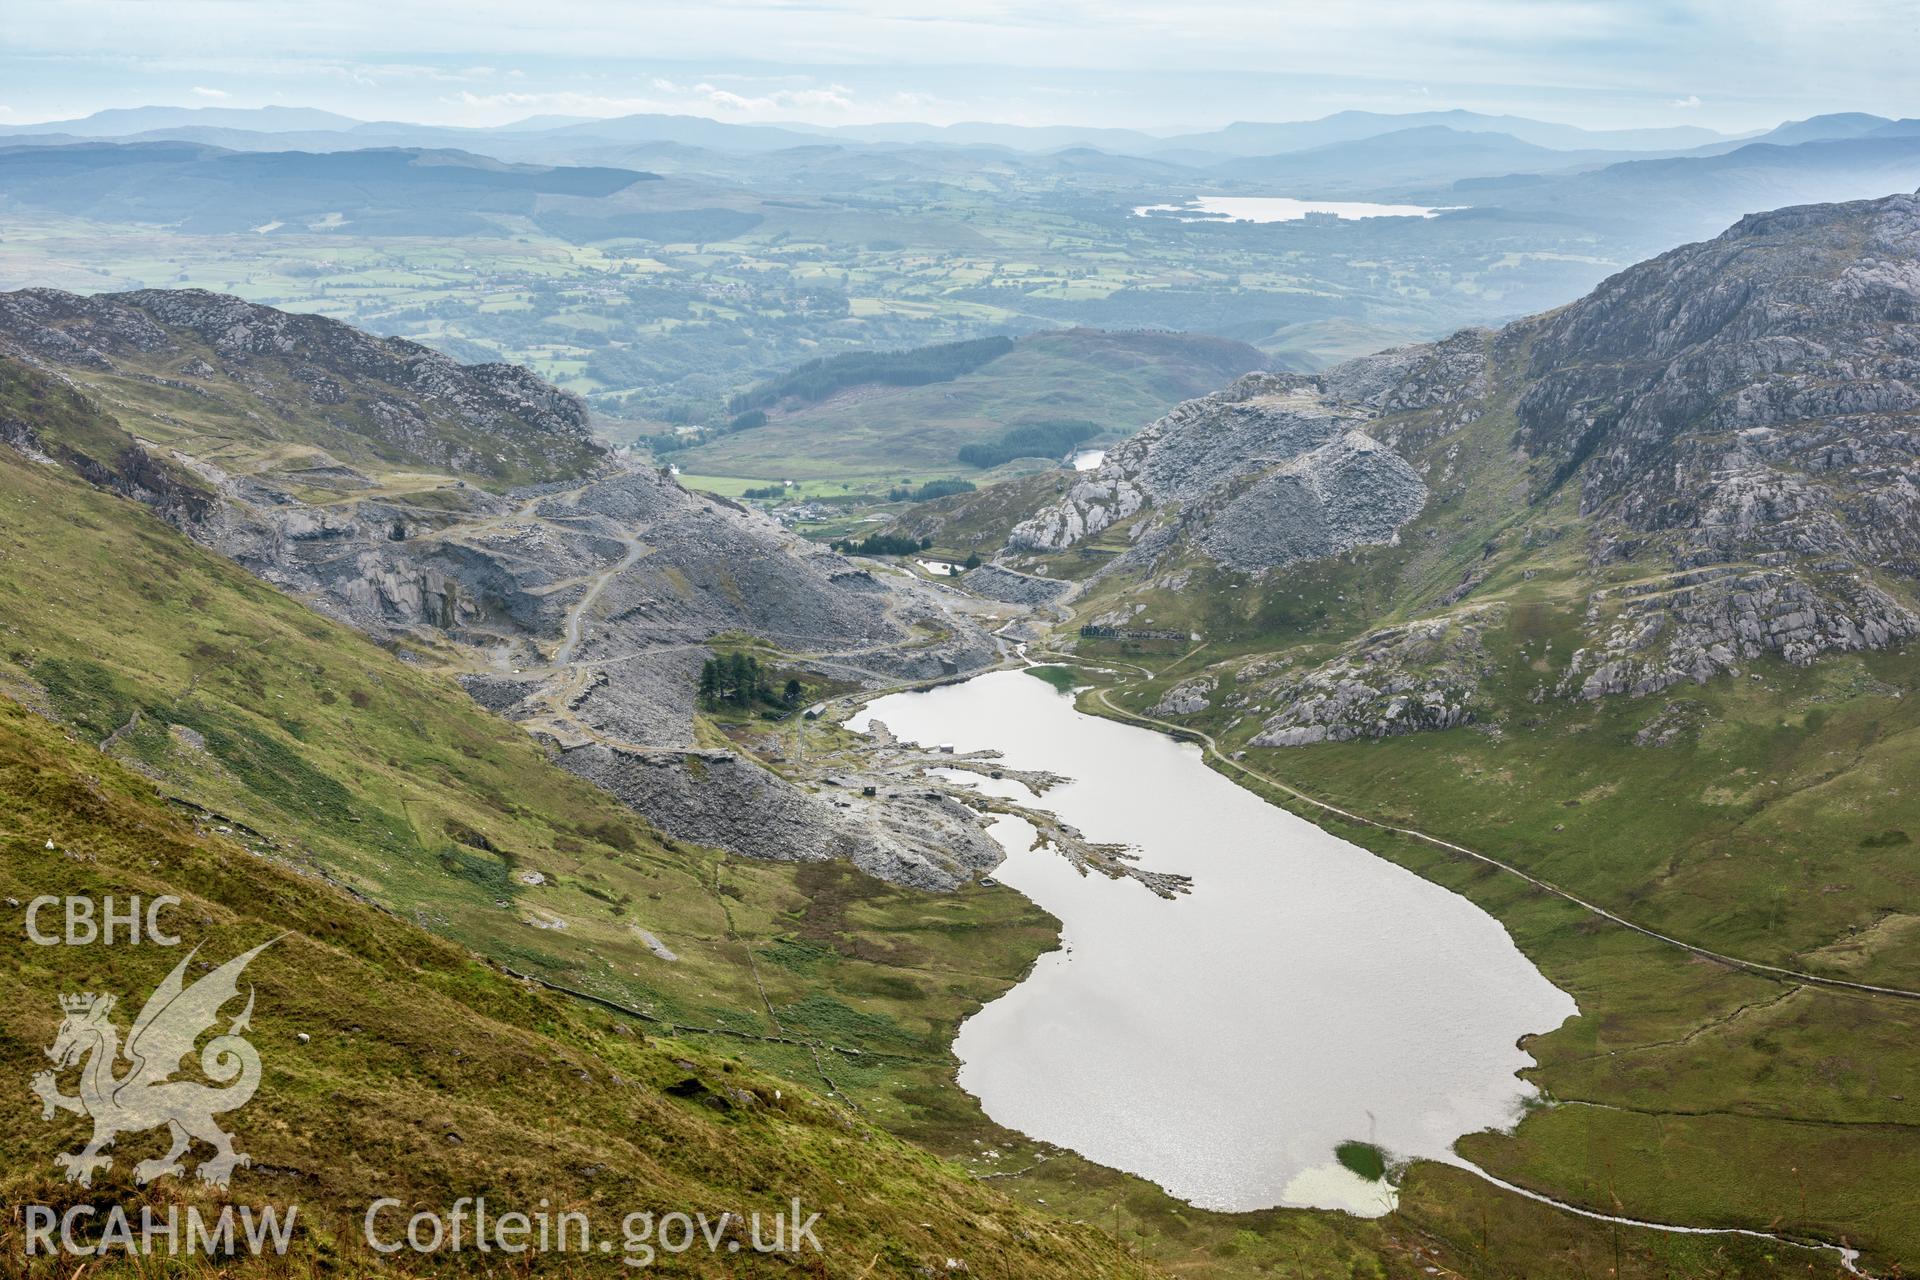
1059, 634, 1920, 1277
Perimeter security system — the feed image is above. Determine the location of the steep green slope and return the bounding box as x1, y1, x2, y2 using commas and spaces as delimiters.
1031, 195, 1920, 1271
0, 352, 1059, 1111
0, 695, 1156, 1277
2, 300, 1855, 1278
0, 349, 1462, 1280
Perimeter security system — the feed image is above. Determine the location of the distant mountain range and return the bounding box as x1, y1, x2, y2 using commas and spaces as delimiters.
0, 104, 366, 136
1162, 109, 1733, 157
2, 106, 1912, 200
0, 103, 1762, 162
0, 142, 656, 236
7, 121, 1920, 253
1456, 132, 1920, 239
1208, 125, 1635, 193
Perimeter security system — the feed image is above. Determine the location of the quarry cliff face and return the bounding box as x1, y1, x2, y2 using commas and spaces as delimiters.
0, 288, 1013, 891
1510, 193, 1920, 694
1008, 371, 1430, 572
1011, 192, 1920, 742
200, 457, 1007, 890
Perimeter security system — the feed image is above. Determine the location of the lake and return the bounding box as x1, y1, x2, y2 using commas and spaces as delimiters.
1134, 196, 1456, 223
851, 669, 1574, 1215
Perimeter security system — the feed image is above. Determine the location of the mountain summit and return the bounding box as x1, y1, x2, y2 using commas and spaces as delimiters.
1004, 190, 1920, 738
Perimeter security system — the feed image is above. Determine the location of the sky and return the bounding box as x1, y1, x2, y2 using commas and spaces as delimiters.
1, 0, 1915, 134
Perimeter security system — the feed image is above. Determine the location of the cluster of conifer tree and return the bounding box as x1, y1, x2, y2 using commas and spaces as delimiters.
698, 653, 804, 711
832, 533, 933, 556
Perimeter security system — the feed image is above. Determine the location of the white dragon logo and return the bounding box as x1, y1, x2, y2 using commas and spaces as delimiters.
30, 940, 275, 1189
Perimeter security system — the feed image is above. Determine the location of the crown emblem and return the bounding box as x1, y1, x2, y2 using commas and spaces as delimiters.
33, 941, 273, 1191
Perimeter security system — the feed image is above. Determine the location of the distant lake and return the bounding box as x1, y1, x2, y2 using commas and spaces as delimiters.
1070, 448, 1107, 471
1134, 197, 1456, 223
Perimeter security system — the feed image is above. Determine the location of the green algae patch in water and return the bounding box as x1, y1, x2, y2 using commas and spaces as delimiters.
1335, 1141, 1389, 1183
1024, 665, 1080, 694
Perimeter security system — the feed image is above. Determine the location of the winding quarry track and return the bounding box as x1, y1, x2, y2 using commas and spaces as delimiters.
553, 528, 653, 666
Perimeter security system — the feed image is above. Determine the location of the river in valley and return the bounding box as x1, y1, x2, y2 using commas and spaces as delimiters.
851, 668, 1576, 1216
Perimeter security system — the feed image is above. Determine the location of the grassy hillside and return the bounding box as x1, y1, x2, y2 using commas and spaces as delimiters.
1087, 640, 1920, 1272
0, 695, 1157, 1277
0, 354, 1071, 1117
727, 334, 1015, 413
0, 289, 603, 489
883, 470, 1073, 560
1043, 325, 1920, 1270
670, 329, 1266, 481
2, 328, 1858, 1277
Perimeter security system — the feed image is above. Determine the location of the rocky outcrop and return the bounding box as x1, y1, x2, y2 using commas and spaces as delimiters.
1149, 677, 1215, 718
1515, 196, 1920, 533
1556, 565, 1918, 698
1492, 193, 1920, 694
1007, 470, 1147, 553
1245, 609, 1498, 746
1508, 194, 1920, 579
1194, 431, 1427, 572
1006, 365, 1430, 576
1018, 192, 1920, 736
0, 288, 602, 483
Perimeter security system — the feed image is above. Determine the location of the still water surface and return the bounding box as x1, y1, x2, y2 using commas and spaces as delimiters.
853, 670, 1574, 1215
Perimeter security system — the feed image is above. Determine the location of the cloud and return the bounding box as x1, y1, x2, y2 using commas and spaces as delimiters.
457, 78, 867, 123
3, 0, 1911, 133
693, 81, 856, 113
190, 85, 228, 99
